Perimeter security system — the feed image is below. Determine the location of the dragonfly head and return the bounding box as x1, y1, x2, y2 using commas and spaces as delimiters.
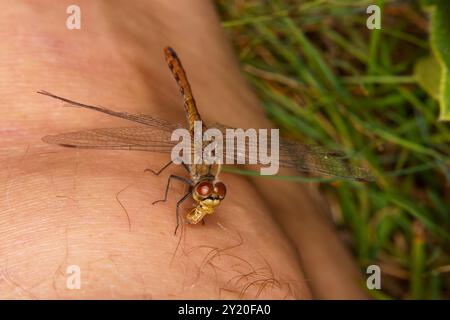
186, 179, 227, 224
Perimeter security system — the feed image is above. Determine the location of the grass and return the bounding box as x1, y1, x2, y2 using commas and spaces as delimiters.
216, 0, 450, 299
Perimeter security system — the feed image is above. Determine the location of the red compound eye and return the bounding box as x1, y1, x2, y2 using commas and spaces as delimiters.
214, 182, 227, 199
196, 181, 213, 197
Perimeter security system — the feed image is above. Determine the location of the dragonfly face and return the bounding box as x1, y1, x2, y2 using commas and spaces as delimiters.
186, 179, 227, 224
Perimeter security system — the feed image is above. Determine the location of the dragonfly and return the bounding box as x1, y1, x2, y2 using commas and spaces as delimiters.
38, 46, 372, 233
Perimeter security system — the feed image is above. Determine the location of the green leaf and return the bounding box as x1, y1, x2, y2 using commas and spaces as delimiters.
414, 55, 441, 100
424, 0, 450, 121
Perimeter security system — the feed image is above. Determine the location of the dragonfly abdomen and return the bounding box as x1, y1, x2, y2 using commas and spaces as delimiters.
164, 46, 202, 132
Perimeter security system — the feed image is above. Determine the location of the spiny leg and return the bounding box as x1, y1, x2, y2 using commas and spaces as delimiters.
145, 160, 173, 176
145, 159, 190, 176
174, 191, 191, 235
152, 174, 192, 205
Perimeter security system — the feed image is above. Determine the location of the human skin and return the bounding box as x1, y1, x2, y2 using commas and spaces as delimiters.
0, 0, 367, 299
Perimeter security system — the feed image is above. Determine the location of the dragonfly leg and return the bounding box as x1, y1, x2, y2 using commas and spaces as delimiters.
174, 191, 191, 235
144, 159, 190, 175
181, 162, 190, 173
152, 174, 192, 205
144, 160, 173, 175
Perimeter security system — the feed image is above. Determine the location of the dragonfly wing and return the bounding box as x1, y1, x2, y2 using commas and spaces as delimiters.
37, 91, 183, 131
43, 126, 176, 153
207, 122, 373, 181
277, 139, 373, 181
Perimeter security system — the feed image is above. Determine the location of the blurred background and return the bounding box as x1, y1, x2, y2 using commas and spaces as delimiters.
215, 0, 449, 299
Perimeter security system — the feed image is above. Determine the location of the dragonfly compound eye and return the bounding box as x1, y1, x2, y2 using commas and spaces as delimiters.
214, 182, 227, 200
195, 181, 213, 198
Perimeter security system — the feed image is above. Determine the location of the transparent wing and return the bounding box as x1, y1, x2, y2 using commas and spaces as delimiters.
37, 90, 183, 131
38, 91, 372, 181
276, 139, 373, 181
42, 126, 176, 153
208, 122, 373, 182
